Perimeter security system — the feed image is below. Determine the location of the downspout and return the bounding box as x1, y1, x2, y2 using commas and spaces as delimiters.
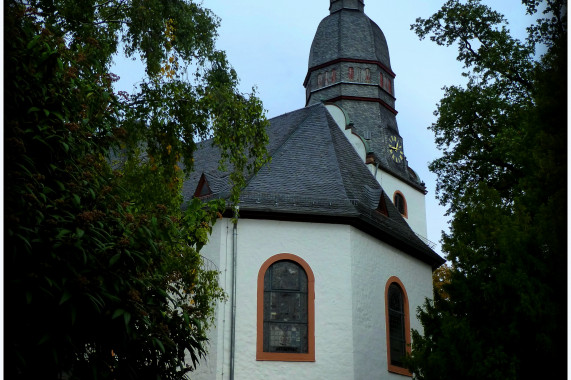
229, 208, 238, 380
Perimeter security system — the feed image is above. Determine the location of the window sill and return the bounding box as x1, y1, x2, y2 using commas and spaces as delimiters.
256, 351, 315, 362
388, 365, 412, 377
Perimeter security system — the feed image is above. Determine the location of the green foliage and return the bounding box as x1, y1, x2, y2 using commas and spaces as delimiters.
406, 1, 566, 379
5, 0, 268, 378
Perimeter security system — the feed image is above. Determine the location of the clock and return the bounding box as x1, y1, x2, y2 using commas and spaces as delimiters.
388, 135, 404, 163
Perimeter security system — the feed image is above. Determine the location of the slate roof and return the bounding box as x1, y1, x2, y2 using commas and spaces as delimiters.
184, 103, 444, 269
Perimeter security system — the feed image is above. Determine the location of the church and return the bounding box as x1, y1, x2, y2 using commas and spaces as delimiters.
186, 0, 445, 378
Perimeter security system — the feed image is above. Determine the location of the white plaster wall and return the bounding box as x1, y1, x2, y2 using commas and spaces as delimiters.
370, 168, 428, 238
193, 218, 433, 380
350, 227, 433, 380
191, 219, 232, 380
233, 219, 355, 380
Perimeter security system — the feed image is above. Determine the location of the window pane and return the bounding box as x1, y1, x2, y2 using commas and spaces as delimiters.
264, 322, 308, 353
263, 260, 309, 353
271, 261, 301, 290
389, 286, 403, 311
388, 283, 406, 366
394, 194, 405, 215
390, 335, 405, 365
264, 269, 271, 290
267, 292, 307, 322
389, 313, 404, 338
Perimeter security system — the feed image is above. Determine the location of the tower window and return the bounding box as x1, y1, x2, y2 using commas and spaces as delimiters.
380, 73, 392, 94
257, 254, 315, 361
317, 73, 324, 87
331, 69, 337, 83
393, 191, 407, 218
365, 68, 371, 83
348, 67, 354, 80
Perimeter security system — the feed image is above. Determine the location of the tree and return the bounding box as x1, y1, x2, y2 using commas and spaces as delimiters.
405, 1, 566, 379
5, 0, 269, 378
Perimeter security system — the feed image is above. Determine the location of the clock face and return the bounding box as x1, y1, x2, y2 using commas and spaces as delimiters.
388, 136, 404, 163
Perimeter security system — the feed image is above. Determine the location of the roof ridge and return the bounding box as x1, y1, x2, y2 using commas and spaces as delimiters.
268, 105, 325, 158
324, 109, 376, 200
312, 105, 353, 200
267, 102, 322, 123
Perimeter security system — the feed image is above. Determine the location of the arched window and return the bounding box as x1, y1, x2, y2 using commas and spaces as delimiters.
381, 73, 392, 94
385, 277, 411, 376
393, 191, 407, 218
257, 254, 315, 361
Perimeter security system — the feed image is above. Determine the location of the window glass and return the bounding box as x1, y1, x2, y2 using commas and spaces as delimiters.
388, 283, 406, 366
263, 260, 308, 353
394, 193, 405, 215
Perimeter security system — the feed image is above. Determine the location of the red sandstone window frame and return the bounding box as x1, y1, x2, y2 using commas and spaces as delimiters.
393, 190, 408, 218
384, 276, 412, 376
256, 253, 316, 362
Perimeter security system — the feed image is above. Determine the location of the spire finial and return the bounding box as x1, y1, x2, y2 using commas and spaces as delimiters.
330, 0, 364, 13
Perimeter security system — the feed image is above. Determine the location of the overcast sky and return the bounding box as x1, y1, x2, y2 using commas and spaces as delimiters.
113, 1, 538, 257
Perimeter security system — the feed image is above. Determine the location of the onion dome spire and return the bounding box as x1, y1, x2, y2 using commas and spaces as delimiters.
330, 0, 364, 13
305, 0, 426, 188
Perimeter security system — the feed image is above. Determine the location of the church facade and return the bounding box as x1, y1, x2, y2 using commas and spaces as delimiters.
187, 1, 444, 379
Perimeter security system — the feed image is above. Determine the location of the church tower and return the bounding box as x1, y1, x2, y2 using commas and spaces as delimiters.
304, 0, 428, 237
